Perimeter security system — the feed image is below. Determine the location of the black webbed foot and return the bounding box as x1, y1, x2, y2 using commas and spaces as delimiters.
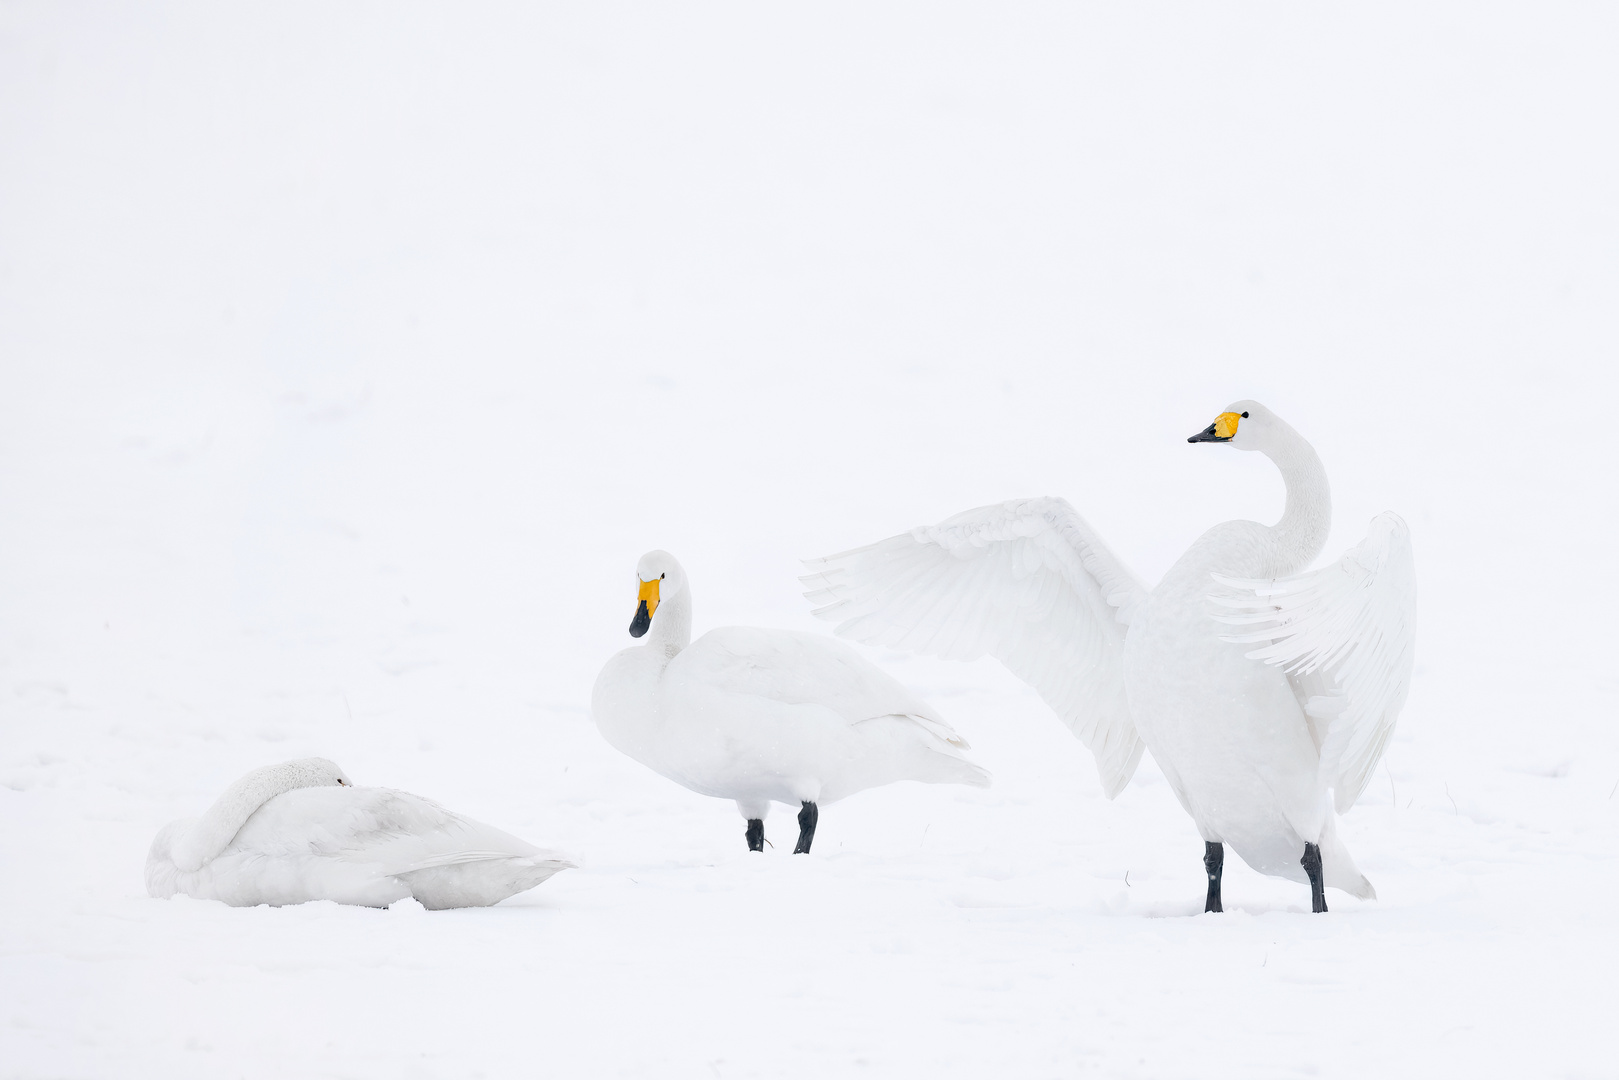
793, 802, 818, 854
1203, 841, 1224, 913
1301, 842, 1327, 913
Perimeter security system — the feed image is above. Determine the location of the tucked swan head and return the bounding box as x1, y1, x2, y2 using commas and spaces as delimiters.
1187, 399, 1286, 453
166, 756, 353, 874
628, 550, 688, 638
279, 757, 352, 789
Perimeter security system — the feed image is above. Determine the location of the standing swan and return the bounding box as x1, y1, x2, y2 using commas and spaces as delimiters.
146, 758, 574, 908
591, 550, 990, 853
803, 402, 1415, 912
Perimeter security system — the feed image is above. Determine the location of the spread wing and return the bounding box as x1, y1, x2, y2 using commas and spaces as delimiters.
802, 497, 1148, 797
1211, 512, 1417, 813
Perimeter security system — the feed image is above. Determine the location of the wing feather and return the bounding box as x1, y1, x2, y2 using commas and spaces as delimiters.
1211, 512, 1417, 812
684, 627, 975, 749
803, 497, 1148, 797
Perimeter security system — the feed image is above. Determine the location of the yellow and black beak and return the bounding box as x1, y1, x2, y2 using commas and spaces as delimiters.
1188, 411, 1243, 443
629, 577, 659, 638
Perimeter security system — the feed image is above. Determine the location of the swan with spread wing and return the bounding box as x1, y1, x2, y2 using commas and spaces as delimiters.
803, 401, 1415, 912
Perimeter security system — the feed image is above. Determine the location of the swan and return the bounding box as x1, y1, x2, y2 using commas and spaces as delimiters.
803, 402, 1415, 912
591, 550, 991, 853
146, 757, 575, 908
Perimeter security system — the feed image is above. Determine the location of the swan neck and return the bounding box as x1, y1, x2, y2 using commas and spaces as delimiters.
1266, 426, 1331, 573
649, 587, 692, 661
172, 762, 327, 872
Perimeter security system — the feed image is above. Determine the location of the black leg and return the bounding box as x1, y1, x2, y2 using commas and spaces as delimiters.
1203, 841, 1224, 913
1301, 842, 1327, 913
793, 802, 818, 854
745, 819, 764, 852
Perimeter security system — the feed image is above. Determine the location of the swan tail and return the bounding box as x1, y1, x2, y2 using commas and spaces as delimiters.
946, 758, 993, 789
905, 718, 992, 789
910, 744, 992, 789
1321, 816, 1376, 900
905, 710, 973, 750
839, 712, 993, 793
396, 851, 576, 910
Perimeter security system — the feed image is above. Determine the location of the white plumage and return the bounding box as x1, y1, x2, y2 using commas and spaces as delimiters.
804, 498, 1146, 798
591, 550, 989, 853
146, 758, 574, 909
804, 401, 1416, 910
1212, 511, 1416, 815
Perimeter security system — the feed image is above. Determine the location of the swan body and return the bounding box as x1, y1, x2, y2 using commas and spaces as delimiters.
804, 402, 1415, 910
591, 551, 990, 852
147, 758, 574, 909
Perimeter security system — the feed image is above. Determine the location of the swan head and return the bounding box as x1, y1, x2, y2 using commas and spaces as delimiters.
629, 550, 687, 638
286, 757, 352, 788
164, 756, 353, 874
1188, 399, 1271, 450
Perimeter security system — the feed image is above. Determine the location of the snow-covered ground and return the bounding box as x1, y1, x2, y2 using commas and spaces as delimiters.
3, 5, 1617, 1077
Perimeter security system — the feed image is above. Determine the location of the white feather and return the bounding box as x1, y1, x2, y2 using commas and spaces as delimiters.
147, 762, 575, 909
592, 552, 989, 839
802, 497, 1147, 797
805, 402, 1418, 906
1211, 512, 1417, 813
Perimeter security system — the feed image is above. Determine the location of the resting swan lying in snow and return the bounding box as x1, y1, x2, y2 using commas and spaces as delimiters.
591, 550, 990, 853
147, 758, 574, 908
803, 402, 1415, 912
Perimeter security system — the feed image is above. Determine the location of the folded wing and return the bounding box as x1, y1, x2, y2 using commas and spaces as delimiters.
691, 626, 971, 748
802, 497, 1148, 797
1211, 512, 1417, 813
161, 786, 575, 908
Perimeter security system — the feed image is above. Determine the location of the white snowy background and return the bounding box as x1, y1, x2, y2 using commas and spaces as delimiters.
3, 4, 1616, 1078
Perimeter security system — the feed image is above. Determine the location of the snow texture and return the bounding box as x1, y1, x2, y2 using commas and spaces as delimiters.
2, 4, 1616, 1078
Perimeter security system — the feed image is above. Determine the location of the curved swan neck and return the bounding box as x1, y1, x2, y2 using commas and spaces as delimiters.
170, 758, 345, 872
1263, 422, 1332, 573
649, 585, 693, 661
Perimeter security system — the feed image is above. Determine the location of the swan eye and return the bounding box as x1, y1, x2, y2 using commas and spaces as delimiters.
1241, 411, 1249, 418
661, 573, 665, 579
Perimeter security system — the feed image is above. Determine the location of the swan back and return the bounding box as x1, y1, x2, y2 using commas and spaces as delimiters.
166, 757, 350, 873
224, 785, 574, 908
651, 626, 988, 803
685, 627, 957, 738
150, 782, 576, 908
